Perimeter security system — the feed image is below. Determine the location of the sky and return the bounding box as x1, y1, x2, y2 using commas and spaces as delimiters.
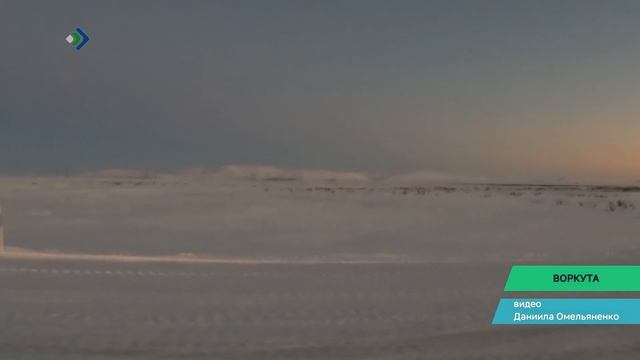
1, 0, 639, 181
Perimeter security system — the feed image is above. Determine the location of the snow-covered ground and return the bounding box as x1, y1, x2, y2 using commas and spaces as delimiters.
0, 175, 637, 263
1, 174, 639, 359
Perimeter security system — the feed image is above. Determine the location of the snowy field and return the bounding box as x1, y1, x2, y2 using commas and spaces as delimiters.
0, 173, 639, 359
0, 174, 638, 262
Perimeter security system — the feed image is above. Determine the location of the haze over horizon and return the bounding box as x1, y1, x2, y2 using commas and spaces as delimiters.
1, 1, 639, 182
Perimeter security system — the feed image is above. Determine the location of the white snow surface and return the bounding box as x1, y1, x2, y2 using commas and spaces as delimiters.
0, 174, 637, 263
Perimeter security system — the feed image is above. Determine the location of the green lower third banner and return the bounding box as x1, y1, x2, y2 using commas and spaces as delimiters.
504, 265, 640, 292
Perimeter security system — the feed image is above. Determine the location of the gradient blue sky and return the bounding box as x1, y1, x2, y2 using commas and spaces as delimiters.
1, 1, 639, 180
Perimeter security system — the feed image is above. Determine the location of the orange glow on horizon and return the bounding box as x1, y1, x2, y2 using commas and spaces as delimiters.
512, 119, 640, 182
